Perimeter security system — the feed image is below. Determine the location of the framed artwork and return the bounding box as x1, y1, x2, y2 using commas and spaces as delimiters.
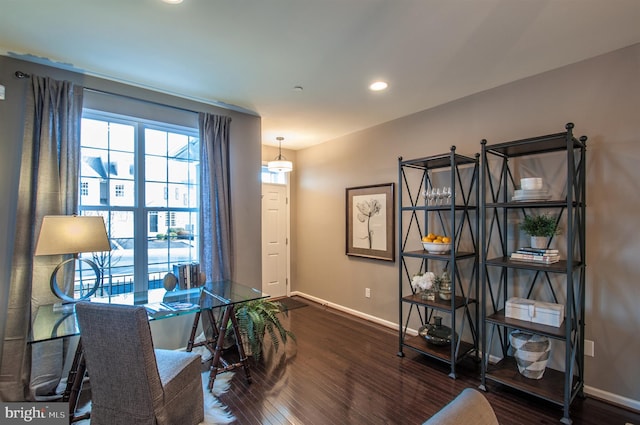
346, 183, 395, 261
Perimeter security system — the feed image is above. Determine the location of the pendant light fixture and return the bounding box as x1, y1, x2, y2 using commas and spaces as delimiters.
267, 136, 293, 173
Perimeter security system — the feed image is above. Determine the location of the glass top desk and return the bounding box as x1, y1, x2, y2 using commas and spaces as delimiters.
29, 280, 268, 422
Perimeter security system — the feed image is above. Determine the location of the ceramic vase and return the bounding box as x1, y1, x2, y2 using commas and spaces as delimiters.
418, 316, 457, 346
530, 236, 549, 249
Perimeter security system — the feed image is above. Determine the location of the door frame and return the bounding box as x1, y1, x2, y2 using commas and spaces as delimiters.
261, 167, 291, 297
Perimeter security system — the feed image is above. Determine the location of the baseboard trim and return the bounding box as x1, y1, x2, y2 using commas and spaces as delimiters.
289, 291, 399, 331
289, 291, 640, 413
584, 385, 640, 413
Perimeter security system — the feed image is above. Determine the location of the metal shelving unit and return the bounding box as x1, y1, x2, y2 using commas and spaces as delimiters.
397, 146, 479, 378
479, 123, 587, 424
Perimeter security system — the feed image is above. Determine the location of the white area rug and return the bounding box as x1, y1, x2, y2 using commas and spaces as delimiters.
201, 371, 235, 424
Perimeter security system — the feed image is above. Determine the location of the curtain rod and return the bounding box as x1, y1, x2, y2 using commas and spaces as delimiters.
15, 69, 232, 118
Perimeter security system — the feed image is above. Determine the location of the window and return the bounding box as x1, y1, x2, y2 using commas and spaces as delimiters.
261, 165, 287, 184
79, 111, 199, 300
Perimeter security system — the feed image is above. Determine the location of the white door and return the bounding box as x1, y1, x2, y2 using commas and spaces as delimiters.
262, 183, 289, 297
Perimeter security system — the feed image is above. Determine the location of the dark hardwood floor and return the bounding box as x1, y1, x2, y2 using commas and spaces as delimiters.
221, 298, 639, 425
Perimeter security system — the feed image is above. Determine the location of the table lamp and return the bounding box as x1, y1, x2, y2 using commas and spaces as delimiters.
35, 215, 111, 302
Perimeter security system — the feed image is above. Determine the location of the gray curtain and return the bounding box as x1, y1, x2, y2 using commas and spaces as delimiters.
198, 113, 233, 282
0, 76, 83, 401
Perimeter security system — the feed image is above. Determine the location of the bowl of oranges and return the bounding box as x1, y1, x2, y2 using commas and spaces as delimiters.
421, 233, 452, 254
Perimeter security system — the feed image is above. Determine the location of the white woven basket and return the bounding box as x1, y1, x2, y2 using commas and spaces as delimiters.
509, 331, 551, 379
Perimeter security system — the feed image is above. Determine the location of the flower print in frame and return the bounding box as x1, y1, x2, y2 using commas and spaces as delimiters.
346, 183, 395, 261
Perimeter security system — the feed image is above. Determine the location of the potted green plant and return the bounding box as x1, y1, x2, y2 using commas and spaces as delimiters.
520, 213, 558, 248
231, 299, 296, 360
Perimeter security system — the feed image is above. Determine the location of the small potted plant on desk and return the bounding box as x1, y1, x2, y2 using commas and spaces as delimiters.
520, 213, 559, 249
230, 299, 296, 361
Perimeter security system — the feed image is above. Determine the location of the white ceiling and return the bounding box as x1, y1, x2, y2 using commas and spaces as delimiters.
1, 0, 640, 150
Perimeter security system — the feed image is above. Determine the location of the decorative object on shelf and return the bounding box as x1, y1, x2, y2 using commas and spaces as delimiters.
519, 213, 558, 249
346, 183, 395, 261
510, 247, 560, 264
412, 272, 436, 300
530, 236, 549, 249
34, 215, 111, 302
421, 233, 452, 254
438, 270, 452, 300
520, 177, 543, 190
422, 186, 453, 205
509, 331, 551, 379
267, 136, 293, 173
421, 241, 452, 254
512, 178, 551, 202
505, 297, 564, 327
512, 189, 552, 202
419, 316, 457, 346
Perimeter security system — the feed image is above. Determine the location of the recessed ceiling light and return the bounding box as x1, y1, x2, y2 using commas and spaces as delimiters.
369, 81, 388, 91
162, 0, 183, 4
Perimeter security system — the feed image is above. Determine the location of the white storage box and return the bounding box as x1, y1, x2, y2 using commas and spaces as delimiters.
505, 297, 564, 328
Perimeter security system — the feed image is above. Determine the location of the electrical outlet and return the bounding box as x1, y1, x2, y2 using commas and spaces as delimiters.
585, 339, 595, 357
365, 288, 371, 298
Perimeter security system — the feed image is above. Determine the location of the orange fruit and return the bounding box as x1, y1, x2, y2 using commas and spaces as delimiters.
442, 237, 451, 243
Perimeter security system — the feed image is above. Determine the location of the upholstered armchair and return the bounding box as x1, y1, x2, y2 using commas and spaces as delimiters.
423, 388, 500, 425
75, 302, 204, 425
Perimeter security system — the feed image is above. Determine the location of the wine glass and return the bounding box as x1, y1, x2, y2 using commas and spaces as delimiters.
434, 188, 442, 205
422, 188, 431, 205
428, 188, 437, 205
442, 187, 451, 205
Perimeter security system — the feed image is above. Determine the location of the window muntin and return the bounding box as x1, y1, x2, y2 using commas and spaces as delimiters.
79, 112, 199, 300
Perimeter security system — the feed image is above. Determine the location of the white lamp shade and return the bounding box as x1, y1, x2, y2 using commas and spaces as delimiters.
35, 215, 111, 256
267, 159, 293, 173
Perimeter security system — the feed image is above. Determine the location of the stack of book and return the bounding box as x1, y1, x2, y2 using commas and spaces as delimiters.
172, 263, 202, 290
510, 247, 560, 264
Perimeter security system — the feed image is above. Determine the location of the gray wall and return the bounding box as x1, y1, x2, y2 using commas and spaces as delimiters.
292, 43, 640, 405
0, 55, 262, 351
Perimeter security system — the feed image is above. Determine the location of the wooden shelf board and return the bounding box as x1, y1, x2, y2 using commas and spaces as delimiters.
401, 205, 476, 212
400, 153, 478, 170
402, 250, 476, 260
403, 335, 475, 363
486, 200, 579, 208
485, 257, 583, 273
486, 357, 580, 406
483, 132, 583, 158
402, 293, 475, 311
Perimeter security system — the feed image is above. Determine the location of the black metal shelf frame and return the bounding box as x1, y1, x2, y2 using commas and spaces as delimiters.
479, 123, 587, 425
397, 146, 480, 379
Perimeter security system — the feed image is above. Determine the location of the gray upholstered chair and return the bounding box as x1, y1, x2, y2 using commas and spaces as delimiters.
423, 388, 499, 425
75, 302, 204, 425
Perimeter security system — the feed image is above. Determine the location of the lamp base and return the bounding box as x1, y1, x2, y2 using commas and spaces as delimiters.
52, 302, 76, 313
50, 257, 101, 303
